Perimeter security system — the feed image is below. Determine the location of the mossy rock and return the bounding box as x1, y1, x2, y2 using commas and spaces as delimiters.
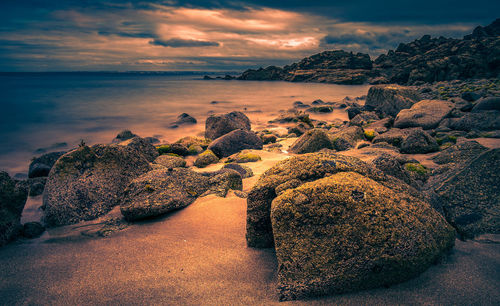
404, 162, 430, 182
175, 136, 211, 149
188, 144, 204, 155
194, 150, 219, 168
157, 143, 189, 156
246, 152, 422, 248
271, 171, 455, 300
226, 152, 261, 163
364, 129, 376, 141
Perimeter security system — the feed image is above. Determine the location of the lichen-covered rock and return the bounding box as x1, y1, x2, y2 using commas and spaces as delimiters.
205, 111, 251, 140
0, 171, 28, 246
119, 137, 159, 162
226, 151, 261, 163
289, 129, 333, 154
400, 128, 439, 154
153, 155, 187, 168
222, 163, 254, 178
394, 99, 454, 129
43, 144, 152, 227
271, 172, 455, 300
331, 126, 364, 151
246, 152, 420, 248
194, 150, 219, 168
28, 151, 66, 178
120, 168, 242, 221
208, 129, 263, 158
365, 85, 421, 117
434, 148, 500, 238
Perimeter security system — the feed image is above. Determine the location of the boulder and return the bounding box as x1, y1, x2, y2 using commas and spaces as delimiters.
471, 97, 500, 112
226, 151, 261, 163
394, 99, 454, 129
461, 91, 481, 102
170, 113, 197, 128
372, 153, 414, 186
350, 111, 379, 126
22, 221, 45, 239
157, 143, 189, 156
43, 144, 152, 227
288, 122, 312, 136
431, 139, 488, 165
120, 168, 242, 221
246, 152, 421, 248
208, 129, 263, 158
28, 151, 66, 178
119, 137, 159, 162
365, 117, 393, 134
400, 128, 439, 154
222, 163, 254, 178
261, 134, 277, 144
175, 136, 211, 149
365, 85, 421, 117
434, 149, 500, 238
272, 171, 455, 300
0, 172, 28, 246
112, 130, 137, 143
445, 111, 500, 131
28, 177, 46, 197
194, 150, 219, 168
289, 129, 333, 154
153, 155, 186, 168
331, 126, 364, 151
205, 111, 251, 140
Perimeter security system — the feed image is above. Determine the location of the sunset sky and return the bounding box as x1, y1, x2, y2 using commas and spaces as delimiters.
0, 0, 498, 71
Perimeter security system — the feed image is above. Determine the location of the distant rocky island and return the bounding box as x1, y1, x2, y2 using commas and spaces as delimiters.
232, 18, 500, 85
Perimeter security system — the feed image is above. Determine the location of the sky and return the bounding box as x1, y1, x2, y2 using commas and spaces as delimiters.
0, 1, 498, 72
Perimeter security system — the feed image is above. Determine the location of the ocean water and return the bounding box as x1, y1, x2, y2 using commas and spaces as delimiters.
0, 72, 370, 175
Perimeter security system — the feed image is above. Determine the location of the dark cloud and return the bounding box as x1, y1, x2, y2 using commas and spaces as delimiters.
149, 38, 220, 47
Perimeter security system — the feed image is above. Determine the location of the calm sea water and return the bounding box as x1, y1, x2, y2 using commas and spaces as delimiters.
0, 72, 370, 175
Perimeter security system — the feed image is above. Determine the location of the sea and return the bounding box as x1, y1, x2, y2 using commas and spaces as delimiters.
0, 72, 370, 176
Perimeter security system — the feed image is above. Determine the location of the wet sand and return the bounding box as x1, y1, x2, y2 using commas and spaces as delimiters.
1, 148, 500, 305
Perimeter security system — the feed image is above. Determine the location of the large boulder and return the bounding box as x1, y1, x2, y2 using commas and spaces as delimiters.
0, 172, 28, 246
394, 99, 454, 129
43, 144, 152, 227
289, 129, 333, 154
120, 168, 242, 221
208, 129, 263, 158
471, 97, 500, 112
445, 111, 500, 131
28, 151, 66, 178
271, 172, 455, 300
433, 149, 500, 238
205, 111, 251, 140
246, 152, 421, 248
365, 85, 421, 117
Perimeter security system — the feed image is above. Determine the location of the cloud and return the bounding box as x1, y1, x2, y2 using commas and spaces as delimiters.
149, 38, 220, 47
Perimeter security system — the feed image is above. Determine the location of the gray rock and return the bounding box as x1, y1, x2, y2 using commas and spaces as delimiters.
365, 85, 421, 117
205, 111, 251, 140
350, 111, 379, 126
394, 99, 454, 129
112, 130, 137, 143
222, 163, 254, 178
431, 139, 488, 165
446, 111, 500, 131
331, 126, 364, 151
0, 171, 28, 246
400, 128, 439, 154
119, 137, 159, 162
43, 144, 152, 227
434, 149, 500, 238
208, 129, 263, 158
461, 91, 481, 102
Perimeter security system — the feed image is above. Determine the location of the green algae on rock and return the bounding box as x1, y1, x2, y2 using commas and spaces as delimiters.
194, 150, 219, 168
226, 151, 262, 163
271, 172, 455, 301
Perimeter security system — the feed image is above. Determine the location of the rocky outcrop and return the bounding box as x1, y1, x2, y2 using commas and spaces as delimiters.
28, 151, 66, 178
394, 100, 454, 129
205, 111, 251, 140
0, 172, 28, 246
246, 152, 421, 248
289, 129, 333, 154
365, 85, 421, 117
43, 143, 152, 227
272, 171, 455, 300
433, 149, 500, 238
120, 168, 242, 221
208, 129, 263, 158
